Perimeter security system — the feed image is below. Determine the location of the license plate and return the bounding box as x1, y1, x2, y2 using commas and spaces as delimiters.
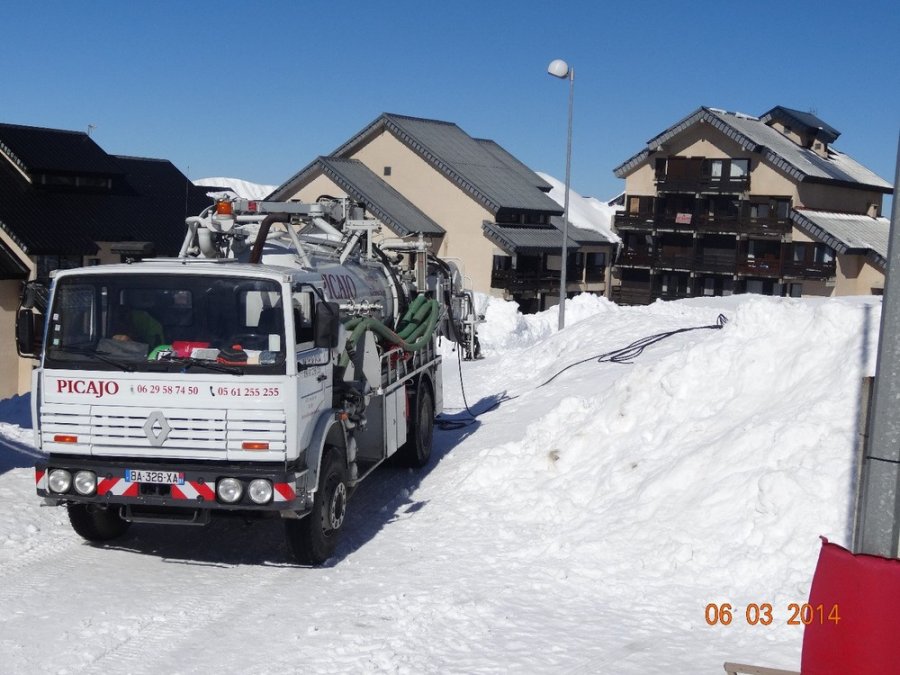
125, 469, 185, 485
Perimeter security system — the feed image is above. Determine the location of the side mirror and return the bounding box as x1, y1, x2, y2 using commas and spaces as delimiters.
313, 301, 341, 349
16, 308, 41, 358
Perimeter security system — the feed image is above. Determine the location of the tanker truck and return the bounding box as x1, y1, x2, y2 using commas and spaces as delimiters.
16, 196, 479, 564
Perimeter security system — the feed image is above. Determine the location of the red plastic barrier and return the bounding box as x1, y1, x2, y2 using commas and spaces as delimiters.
801, 537, 900, 674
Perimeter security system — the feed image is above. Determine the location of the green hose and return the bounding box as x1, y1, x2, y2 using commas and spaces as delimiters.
338, 297, 440, 369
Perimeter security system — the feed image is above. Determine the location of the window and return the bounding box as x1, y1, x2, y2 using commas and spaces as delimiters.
383, 166, 392, 176
750, 202, 770, 219
814, 245, 835, 264
492, 255, 512, 271
293, 291, 315, 347
774, 199, 791, 219
793, 243, 808, 262
709, 160, 724, 180
790, 283, 803, 298
730, 159, 749, 178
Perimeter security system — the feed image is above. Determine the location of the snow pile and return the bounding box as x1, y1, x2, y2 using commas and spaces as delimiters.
0, 293, 882, 673
194, 177, 277, 200
537, 171, 622, 242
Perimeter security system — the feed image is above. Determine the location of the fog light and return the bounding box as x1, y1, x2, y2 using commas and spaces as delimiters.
248, 479, 273, 504
73, 470, 97, 496
216, 477, 243, 504
48, 469, 73, 494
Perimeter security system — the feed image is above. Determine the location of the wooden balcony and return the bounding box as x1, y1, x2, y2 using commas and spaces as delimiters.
491, 268, 559, 291
782, 260, 836, 279
619, 249, 655, 267
695, 250, 737, 274
656, 252, 695, 270
615, 213, 655, 231
737, 256, 782, 278
611, 285, 654, 305
656, 176, 750, 194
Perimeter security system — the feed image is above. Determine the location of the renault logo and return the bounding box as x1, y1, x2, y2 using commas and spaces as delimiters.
143, 410, 171, 447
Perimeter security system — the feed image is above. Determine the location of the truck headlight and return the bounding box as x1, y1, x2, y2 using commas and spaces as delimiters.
248, 479, 273, 504
216, 477, 243, 504
48, 469, 72, 494
73, 470, 97, 496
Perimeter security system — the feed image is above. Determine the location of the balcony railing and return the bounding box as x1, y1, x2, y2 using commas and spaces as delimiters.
782, 260, 836, 279
736, 257, 782, 278
618, 213, 790, 237
656, 176, 750, 194
696, 250, 737, 274
611, 285, 653, 305
618, 249, 654, 267
655, 252, 695, 270
491, 268, 559, 291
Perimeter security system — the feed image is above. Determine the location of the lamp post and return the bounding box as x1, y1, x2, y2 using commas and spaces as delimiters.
548, 58, 574, 330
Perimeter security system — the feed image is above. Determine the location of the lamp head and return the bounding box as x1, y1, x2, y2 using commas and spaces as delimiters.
547, 59, 570, 79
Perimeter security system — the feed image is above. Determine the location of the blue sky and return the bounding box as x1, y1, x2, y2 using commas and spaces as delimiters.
2, 0, 898, 203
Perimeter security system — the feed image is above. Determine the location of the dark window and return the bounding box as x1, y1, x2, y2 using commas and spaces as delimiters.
493, 255, 512, 271
383, 166, 392, 176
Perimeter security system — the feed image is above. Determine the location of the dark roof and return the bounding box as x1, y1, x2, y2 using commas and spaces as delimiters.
759, 106, 840, 144
0, 239, 30, 279
0, 123, 123, 175
475, 138, 553, 192
614, 107, 892, 193
481, 222, 578, 254
549, 215, 616, 245
327, 113, 563, 215
279, 156, 445, 237
0, 123, 211, 257
791, 209, 890, 270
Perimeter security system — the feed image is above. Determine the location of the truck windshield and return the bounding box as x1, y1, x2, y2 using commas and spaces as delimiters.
44, 274, 287, 374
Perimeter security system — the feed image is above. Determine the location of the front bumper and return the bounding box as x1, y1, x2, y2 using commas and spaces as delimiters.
36, 455, 309, 513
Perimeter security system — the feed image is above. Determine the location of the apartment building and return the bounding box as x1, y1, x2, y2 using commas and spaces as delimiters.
611, 106, 893, 303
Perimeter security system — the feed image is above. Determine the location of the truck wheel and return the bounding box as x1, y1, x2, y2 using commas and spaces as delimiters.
67, 503, 130, 541
397, 379, 434, 468
285, 447, 348, 565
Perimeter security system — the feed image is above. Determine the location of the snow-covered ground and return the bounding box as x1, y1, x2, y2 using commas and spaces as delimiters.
0, 293, 880, 673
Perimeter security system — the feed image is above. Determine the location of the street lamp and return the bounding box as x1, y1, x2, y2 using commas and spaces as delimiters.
548, 58, 574, 330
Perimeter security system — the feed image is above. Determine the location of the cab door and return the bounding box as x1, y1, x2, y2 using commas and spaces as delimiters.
293, 289, 330, 451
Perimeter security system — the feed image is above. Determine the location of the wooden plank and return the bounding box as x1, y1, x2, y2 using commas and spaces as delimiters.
722, 662, 800, 675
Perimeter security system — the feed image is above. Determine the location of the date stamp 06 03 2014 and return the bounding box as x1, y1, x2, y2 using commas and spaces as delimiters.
704, 602, 841, 627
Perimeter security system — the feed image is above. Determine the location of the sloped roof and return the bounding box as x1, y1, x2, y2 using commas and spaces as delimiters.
0, 123, 211, 257
0, 239, 30, 279
614, 107, 892, 193
792, 209, 890, 269
475, 138, 553, 192
759, 106, 840, 144
0, 123, 123, 175
282, 156, 445, 237
550, 215, 615, 245
481, 222, 577, 254
328, 113, 563, 215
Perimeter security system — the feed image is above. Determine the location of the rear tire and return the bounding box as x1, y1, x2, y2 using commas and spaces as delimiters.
285, 447, 348, 565
396, 378, 434, 468
67, 503, 130, 542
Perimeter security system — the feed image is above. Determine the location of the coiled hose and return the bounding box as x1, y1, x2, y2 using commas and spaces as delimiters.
339, 295, 441, 368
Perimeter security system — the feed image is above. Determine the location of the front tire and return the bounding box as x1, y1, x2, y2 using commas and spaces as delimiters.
67, 503, 130, 542
285, 447, 348, 565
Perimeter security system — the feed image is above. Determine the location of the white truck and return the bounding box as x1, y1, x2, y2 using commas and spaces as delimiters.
16, 197, 479, 564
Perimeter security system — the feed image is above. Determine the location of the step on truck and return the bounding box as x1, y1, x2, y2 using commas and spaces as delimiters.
16, 197, 480, 564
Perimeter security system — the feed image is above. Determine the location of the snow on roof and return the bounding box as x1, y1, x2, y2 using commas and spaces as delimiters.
194, 177, 277, 201
792, 209, 890, 267
536, 171, 622, 244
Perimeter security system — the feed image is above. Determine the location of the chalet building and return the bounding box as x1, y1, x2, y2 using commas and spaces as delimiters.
271, 113, 619, 311
611, 106, 893, 304
0, 122, 211, 398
